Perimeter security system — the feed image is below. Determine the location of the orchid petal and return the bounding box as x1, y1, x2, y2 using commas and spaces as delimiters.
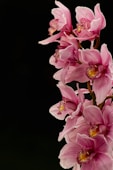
83, 105, 103, 124
93, 76, 112, 105
94, 153, 113, 170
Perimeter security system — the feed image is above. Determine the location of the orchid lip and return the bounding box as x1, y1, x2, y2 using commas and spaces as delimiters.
89, 126, 99, 137
86, 65, 99, 79
78, 151, 90, 163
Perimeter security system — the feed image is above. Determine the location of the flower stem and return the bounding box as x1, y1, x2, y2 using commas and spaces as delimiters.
87, 81, 96, 105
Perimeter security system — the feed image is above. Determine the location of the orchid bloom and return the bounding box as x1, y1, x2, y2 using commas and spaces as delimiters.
73, 3, 106, 42
38, 0, 73, 45
55, 43, 113, 105
49, 34, 79, 69
83, 105, 113, 144
58, 86, 91, 142
58, 115, 88, 142
49, 82, 84, 120
59, 134, 113, 170
80, 43, 113, 105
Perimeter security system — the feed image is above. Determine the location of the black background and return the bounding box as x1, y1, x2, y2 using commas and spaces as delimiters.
0, 0, 113, 169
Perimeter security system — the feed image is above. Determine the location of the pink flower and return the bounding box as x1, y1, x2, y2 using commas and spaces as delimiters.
56, 43, 113, 105
38, 0, 73, 45
73, 3, 106, 42
49, 82, 82, 120
92, 43, 113, 105
58, 134, 113, 170
49, 34, 79, 69
58, 115, 88, 142
57, 86, 91, 142
83, 105, 113, 144
53, 64, 89, 83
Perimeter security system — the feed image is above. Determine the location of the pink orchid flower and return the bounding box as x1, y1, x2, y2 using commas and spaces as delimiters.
56, 43, 113, 105
58, 99, 94, 143
58, 84, 91, 142
73, 3, 106, 42
58, 115, 88, 142
49, 82, 82, 120
38, 0, 73, 45
58, 134, 113, 170
49, 34, 79, 69
83, 105, 113, 144
53, 64, 89, 84
81, 43, 113, 105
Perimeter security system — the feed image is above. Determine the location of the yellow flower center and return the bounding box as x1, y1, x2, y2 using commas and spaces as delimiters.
77, 24, 84, 33
48, 27, 56, 36
54, 49, 60, 62
89, 126, 99, 137
59, 103, 65, 112
79, 151, 90, 163
87, 66, 98, 79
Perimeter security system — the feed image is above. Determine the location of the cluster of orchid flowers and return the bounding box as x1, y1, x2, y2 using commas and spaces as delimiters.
39, 1, 113, 170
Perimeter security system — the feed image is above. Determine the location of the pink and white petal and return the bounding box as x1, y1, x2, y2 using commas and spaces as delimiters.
72, 163, 81, 170
65, 129, 77, 143
38, 32, 62, 45
65, 64, 89, 83
58, 116, 78, 141
65, 123, 89, 143
59, 45, 76, 60
76, 133, 94, 148
54, 0, 69, 11
75, 6, 94, 22
107, 126, 113, 143
94, 153, 113, 170
53, 69, 63, 81
79, 48, 101, 64
64, 116, 88, 143
83, 105, 103, 125
49, 102, 66, 120
100, 43, 112, 66
93, 76, 112, 105
94, 3, 106, 29
58, 143, 80, 169
53, 66, 71, 83
57, 82, 78, 102
81, 160, 96, 170
60, 66, 70, 83
103, 105, 113, 125
89, 18, 101, 31
74, 30, 95, 42
72, 103, 82, 117
59, 158, 77, 169
54, 0, 72, 28
94, 135, 108, 153
49, 54, 64, 69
